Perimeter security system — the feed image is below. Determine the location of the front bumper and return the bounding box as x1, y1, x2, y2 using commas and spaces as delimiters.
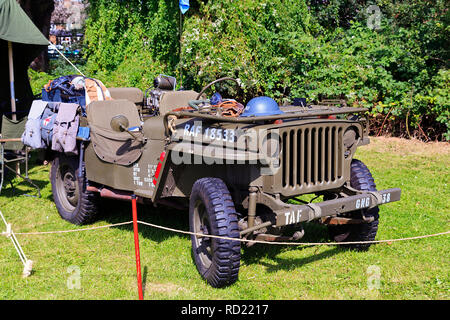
273, 188, 401, 227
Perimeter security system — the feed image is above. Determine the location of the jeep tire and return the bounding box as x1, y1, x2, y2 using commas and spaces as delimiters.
51, 153, 100, 225
189, 177, 241, 288
328, 159, 380, 250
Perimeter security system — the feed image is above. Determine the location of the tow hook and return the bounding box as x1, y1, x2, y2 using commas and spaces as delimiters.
361, 213, 375, 223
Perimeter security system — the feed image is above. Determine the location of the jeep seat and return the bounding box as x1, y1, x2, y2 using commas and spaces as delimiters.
108, 87, 144, 105
87, 99, 144, 166
158, 90, 201, 116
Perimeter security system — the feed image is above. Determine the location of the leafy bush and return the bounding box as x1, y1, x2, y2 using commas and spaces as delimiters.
28, 59, 87, 96
28, 69, 54, 96
77, 0, 450, 140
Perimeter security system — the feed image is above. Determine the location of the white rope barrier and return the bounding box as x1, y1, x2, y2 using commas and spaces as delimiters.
48, 41, 86, 77
136, 220, 450, 246
0, 210, 33, 277
13, 221, 133, 235
5, 218, 449, 246
2, 213, 449, 279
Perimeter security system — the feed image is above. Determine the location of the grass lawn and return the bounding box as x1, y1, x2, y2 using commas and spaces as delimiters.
0, 137, 449, 300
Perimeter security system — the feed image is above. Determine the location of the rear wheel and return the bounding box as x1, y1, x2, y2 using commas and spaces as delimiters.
328, 159, 380, 250
51, 154, 100, 225
189, 177, 241, 288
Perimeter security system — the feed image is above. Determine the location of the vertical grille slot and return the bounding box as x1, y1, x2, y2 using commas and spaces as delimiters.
291, 130, 297, 187
326, 127, 332, 182
298, 129, 304, 185
305, 128, 311, 184
331, 126, 336, 181
337, 127, 343, 179
282, 131, 287, 187
313, 128, 318, 183
319, 127, 324, 182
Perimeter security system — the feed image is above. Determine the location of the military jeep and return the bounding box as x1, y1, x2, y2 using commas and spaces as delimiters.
50, 76, 401, 288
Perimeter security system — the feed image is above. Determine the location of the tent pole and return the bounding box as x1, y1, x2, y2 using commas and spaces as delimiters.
8, 41, 16, 121
179, 10, 183, 89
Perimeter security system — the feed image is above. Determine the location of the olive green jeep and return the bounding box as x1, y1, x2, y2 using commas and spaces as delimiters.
50, 76, 401, 287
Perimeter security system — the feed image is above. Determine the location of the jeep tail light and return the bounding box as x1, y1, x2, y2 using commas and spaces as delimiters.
153, 151, 166, 186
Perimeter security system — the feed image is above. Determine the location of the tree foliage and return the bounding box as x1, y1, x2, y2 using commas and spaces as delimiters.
82, 0, 449, 140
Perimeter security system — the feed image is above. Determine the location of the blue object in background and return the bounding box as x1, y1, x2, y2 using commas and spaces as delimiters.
128, 126, 141, 132
210, 92, 222, 105
179, 0, 190, 14
241, 96, 284, 117
77, 126, 90, 140
293, 98, 307, 107
42, 88, 86, 108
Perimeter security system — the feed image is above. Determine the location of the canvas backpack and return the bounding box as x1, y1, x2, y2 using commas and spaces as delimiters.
51, 103, 80, 155
21, 100, 47, 149
40, 104, 58, 148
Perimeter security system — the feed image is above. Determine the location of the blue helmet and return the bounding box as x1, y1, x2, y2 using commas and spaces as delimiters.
241, 96, 284, 117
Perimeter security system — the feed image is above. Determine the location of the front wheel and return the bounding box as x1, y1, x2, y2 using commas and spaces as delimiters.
328, 159, 380, 250
51, 154, 100, 225
189, 177, 241, 288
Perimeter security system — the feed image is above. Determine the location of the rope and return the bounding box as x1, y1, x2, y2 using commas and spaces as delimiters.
48, 41, 86, 77
213, 100, 245, 117
13, 221, 133, 235
5, 219, 449, 247
136, 220, 450, 246
0, 210, 32, 277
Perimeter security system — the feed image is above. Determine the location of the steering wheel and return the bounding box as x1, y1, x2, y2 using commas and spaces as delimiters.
195, 77, 240, 100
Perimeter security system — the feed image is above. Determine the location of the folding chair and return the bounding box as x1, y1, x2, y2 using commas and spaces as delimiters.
0, 115, 40, 197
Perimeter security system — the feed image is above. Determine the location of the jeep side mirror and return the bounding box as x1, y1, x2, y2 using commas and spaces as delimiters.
110, 115, 143, 142
110, 115, 130, 132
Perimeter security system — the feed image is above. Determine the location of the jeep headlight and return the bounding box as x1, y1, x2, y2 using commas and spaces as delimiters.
343, 127, 359, 158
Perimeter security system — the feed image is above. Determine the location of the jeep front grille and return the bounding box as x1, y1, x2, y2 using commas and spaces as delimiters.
278, 124, 346, 195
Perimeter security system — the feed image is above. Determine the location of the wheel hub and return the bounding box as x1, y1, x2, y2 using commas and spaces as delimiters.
194, 202, 213, 268
57, 165, 79, 210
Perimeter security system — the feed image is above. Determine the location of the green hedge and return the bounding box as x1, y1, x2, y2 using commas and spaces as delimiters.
77, 0, 449, 140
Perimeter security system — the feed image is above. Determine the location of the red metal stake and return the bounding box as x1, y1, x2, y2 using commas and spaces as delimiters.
131, 195, 144, 300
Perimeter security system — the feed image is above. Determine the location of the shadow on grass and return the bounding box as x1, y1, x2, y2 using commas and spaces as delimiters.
99, 198, 345, 274
100, 198, 190, 243
252, 249, 342, 274
0, 176, 49, 199
0, 157, 50, 199
240, 222, 343, 272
